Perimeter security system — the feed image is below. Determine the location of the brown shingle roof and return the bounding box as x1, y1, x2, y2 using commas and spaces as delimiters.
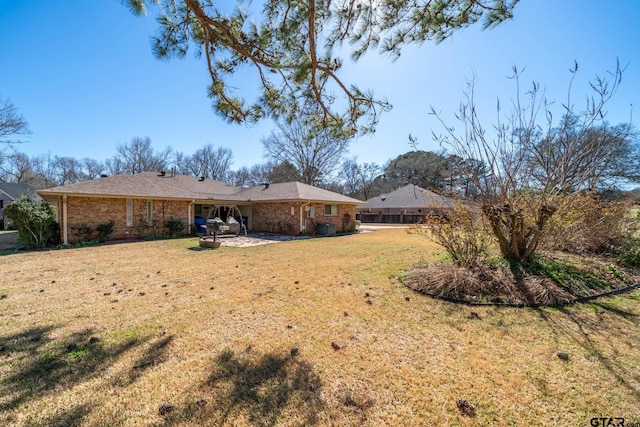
236, 181, 363, 203
38, 172, 362, 204
358, 184, 454, 209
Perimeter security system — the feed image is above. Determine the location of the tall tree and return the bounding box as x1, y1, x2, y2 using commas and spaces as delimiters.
268, 161, 302, 183
50, 155, 85, 185
111, 136, 172, 174
339, 158, 382, 200
105, 156, 125, 176
528, 120, 639, 190
0, 97, 31, 144
262, 117, 349, 185
125, 0, 517, 134
0, 152, 42, 185
380, 150, 468, 193
81, 158, 106, 180
174, 144, 233, 180
244, 163, 273, 186
226, 166, 253, 187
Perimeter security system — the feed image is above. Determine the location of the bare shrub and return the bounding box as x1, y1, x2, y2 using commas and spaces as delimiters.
409, 202, 492, 266
543, 192, 637, 254
432, 62, 632, 262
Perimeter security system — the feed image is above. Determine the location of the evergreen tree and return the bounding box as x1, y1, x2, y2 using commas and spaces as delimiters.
125, 0, 517, 134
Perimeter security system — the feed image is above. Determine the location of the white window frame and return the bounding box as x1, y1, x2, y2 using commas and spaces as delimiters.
126, 199, 133, 227
324, 204, 338, 216
306, 205, 315, 218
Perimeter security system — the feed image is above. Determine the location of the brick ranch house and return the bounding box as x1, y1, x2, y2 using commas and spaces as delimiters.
38, 171, 363, 244
356, 183, 454, 224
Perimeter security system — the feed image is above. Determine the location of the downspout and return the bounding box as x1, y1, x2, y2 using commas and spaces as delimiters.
62, 194, 68, 245
300, 201, 311, 234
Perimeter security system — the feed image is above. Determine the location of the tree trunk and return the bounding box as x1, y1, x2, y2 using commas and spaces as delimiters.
483, 202, 557, 262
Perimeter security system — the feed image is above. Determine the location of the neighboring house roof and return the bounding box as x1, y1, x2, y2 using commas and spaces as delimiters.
38, 171, 363, 204
358, 184, 455, 210
0, 182, 41, 201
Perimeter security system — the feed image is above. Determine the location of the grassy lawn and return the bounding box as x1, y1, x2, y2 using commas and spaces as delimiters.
1, 229, 639, 426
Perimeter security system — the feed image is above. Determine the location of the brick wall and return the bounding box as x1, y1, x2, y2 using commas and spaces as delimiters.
53, 196, 357, 241
251, 202, 357, 235
309, 203, 357, 233
251, 202, 301, 234
63, 196, 190, 243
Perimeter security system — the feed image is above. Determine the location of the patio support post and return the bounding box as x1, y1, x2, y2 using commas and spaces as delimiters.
62, 194, 68, 245
189, 200, 195, 235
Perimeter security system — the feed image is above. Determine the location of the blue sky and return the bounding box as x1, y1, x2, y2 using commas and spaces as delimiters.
1, 0, 638, 171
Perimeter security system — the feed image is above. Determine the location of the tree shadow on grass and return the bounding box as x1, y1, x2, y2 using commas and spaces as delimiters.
0, 325, 150, 416
533, 298, 640, 402
112, 335, 174, 386
0, 324, 56, 354
163, 348, 325, 426
31, 403, 91, 427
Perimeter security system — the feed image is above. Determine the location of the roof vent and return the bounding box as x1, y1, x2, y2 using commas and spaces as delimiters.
159, 171, 166, 177
100, 174, 108, 178
198, 176, 205, 182
261, 182, 270, 189
381, 196, 387, 201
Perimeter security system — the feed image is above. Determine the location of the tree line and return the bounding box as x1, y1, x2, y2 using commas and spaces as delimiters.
0, 133, 477, 202
2, 89, 639, 207
2, 95, 493, 200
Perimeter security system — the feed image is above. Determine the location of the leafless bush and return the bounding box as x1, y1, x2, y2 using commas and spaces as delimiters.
543, 192, 637, 254
431, 62, 632, 262
409, 202, 492, 266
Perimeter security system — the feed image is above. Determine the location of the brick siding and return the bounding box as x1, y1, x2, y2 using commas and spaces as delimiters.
62, 196, 190, 243
251, 202, 357, 235
52, 196, 357, 241
251, 202, 301, 234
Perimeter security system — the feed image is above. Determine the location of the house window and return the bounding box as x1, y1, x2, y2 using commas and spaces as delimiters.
306, 205, 315, 218
324, 204, 338, 216
146, 200, 153, 225
0, 200, 3, 209
126, 199, 133, 227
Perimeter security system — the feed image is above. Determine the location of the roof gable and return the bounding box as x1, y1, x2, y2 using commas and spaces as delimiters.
0, 183, 40, 201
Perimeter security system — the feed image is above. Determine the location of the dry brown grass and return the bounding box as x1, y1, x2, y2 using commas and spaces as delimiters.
1, 229, 639, 426
403, 252, 640, 306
